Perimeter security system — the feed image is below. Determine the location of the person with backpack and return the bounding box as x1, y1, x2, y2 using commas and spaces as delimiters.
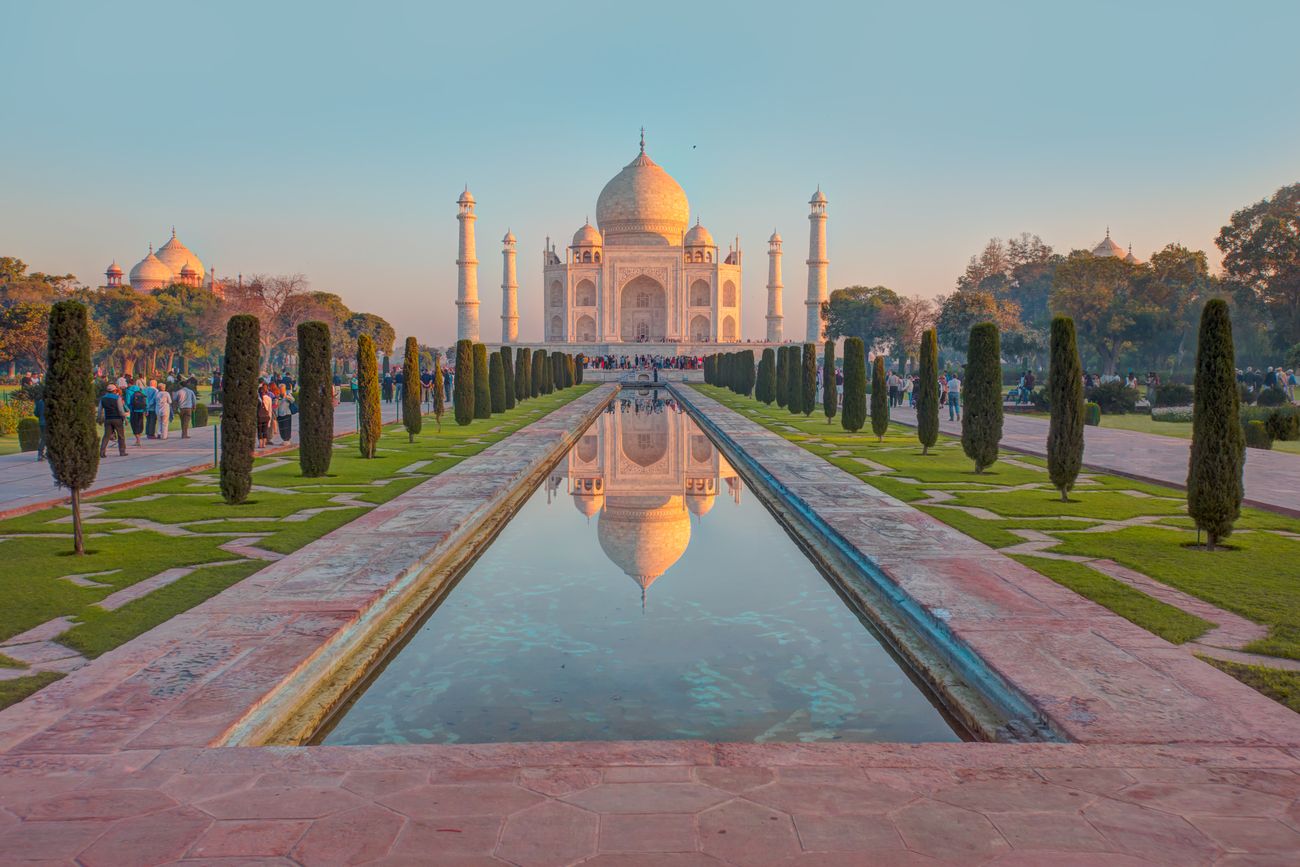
98, 384, 128, 457
256, 383, 273, 448
124, 378, 147, 446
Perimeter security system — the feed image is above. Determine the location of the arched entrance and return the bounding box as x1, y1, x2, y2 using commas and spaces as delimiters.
575, 314, 596, 342
549, 315, 563, 340
722, 315, 737, 342
689, 314, 710, 342
619, 275, 667, 342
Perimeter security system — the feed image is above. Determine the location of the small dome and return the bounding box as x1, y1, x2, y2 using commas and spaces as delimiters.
1123, 244, 1142, 265
596, 140, 690, 246
502, 229, 516, 244
573, 491, 604, 518
1091, 230, 1125, 259
768, 230, 781, 244
685, 492, 715, 517
572, 221, 603, 247
156, 230, 205, 283
458, 187, 475, 205
684, 221, 714, 247
105, 261, 122, 275
810, 187, 828, 204
129, 247, 174, 290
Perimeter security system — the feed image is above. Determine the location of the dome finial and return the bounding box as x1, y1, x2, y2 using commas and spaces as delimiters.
639, 126, 645, 153
171, 225, 176, 239
1106, 225, 1111, 238
148, 243, 153, 254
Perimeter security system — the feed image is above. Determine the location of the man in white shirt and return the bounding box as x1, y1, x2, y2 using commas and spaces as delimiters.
947, 373, 962, 421
174, 381, 196, 439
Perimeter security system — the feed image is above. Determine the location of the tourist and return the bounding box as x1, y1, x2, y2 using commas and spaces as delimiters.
256, 384, 273, 448
211, 372, 222, 405
394, 367, 404, 404
33, 386, 47, 461
274, 384, 295, 443
125, 378, 147, 446
144, 379, 159, 438
98, 384, 128, 457
155, 382, 172, 440
947, 372, 962, 421
174, 379, 196, 438
887, 372, 900, 408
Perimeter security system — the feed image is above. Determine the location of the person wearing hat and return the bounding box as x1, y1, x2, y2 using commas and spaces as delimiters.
98, 384, 128, 457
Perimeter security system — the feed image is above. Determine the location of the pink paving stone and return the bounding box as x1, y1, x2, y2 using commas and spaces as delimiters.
390, 815, 502, 858
890, 799, 1012, 861
1082, 798, 1220, 866
20, 786, 176, 821
563, 782, 732, 814
78, 805, 212, 867
159, 771, 258, 803
603, 765, 694, 782
933, 779, 1096, 812
375, 783, 543, 819
197, 785, 366, 820
290, 805, 406, 865
698, 798, 802, 865
339, 769, 429, 799
1186, 816, 1300, 853
790, 812, 905, 852
187, 819, 310, 858
1117, 782, 1290, 817
517, 766, 602, 797
1037, 767, 1138, 794
988, 811, 1111, 851
599, 813, 697, 853
748, 780, 917, 815
985, 854, 1160, 866
0, 819, 117, 860
577, 856, 727, 867
693, 766, 775, 792
496, 799, 598, 867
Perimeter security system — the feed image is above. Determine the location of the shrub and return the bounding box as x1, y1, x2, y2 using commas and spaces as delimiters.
0, 404, 19, 436
1152, 383, 1194, 407
1244, 420, 1273, 449
1088, 380, 1139, 414
1047, 316, 1084, 501
1187, 299, 1244, 550
961, 322, 1002, 473
18, 416, 40, 451
298, 321, 334, 476
870, 353, 888, 441
1257, 386, 1288, 407
193, 403, 209, 427
822, 340, 837, 423
1085, 402, 1102, 426
916, 329, 939, 454
356, 333, 382, 458
1151, 406, 1192, 422
453, 339, 474, 425
489, 351, 507, 413
840, 337, 866, 433
1264, 409, 1300, 441
402, 336, 423, 441
220, 314, 259, 505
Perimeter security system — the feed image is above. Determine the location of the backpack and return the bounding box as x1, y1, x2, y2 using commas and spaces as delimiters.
130, 390, 146, 412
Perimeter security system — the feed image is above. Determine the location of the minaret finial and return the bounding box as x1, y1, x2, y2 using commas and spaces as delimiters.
639, 126, 645, 153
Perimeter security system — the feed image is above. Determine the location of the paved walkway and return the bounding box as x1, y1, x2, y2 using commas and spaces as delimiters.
891, 405, 1300, 516
0, 401, 403, 518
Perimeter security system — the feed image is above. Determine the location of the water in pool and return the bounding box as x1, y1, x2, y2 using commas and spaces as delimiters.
321, 391, 962, 744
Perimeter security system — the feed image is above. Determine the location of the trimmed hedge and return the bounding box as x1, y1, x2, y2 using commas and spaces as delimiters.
1244, 419, 1273, 449
298, 320, 334, 475
1088, 380, 1139, 414
18, 417, 40, 451
193, 404, 209, 427
1085, 402, 1101, 426
220, 314, 260, 505
1152, 383, 1194, 407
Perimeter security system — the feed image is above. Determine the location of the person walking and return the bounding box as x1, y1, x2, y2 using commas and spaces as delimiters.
155, 382, 172, 440
125, 378, 147, 446
274, 384, 295, 443
98, 384, 128, 457
33, 387, 47, 461
256, 384, 273, 448
947, 372, 962, 421
174, 379, 196, 438
144, 379, 159, 438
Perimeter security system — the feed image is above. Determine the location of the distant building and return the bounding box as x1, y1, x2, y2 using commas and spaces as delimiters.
1090, 228, 1142, 265
109, 228, 227, 296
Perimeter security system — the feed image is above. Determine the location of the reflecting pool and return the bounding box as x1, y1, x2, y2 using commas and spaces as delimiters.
320, 391, 962, 744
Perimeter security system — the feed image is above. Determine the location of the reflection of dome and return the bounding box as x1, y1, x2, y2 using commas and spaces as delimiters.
684, 220, 714, 247
597, 494, 690, 588
572, 220, 603, 247
596, 140, 690, 246
685, 492, 715, 517
156, 229, 205, 283
574, 491, 604, 518
129, 246, 173, 291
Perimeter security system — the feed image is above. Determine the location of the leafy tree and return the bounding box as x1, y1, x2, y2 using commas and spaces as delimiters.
1187, 299, 1245, 549
870, 354, 889, 441
489, 351, 507, 413
432, 355, 446, 431
453, 339, 474, 425
1216, 183, 1300, 350
357, 333, 382, 457
886, 295, 938, 371
822, 339, 837, 423
801, 343, 817, 416
220, 315, 260, 503
821, 285, 901, 354
515, 346, 530, 401
44, 301, 99, 554
1047, 316, 1085, 500
297, 321, 334, 476
0, 303, 51, 373
473, 343, 491, 418
961, 322, 1002, 472
916, 329, 939, 454
757, 348, 776, 403
841, 337, 866, 432
1050, 252, 1149, 375
935, 290, 1021, 355
402, 336, 422, 441
500, 346, 516, 410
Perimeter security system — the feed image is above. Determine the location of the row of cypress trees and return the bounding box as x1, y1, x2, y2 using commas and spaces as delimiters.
451, 344, 583, 425
704, 350, 756, 396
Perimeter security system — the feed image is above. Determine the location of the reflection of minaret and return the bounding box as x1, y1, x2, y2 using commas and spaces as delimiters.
456, 187, 480, 342
501, 230, 518, 343
766, 231, 784, 343
805, 187, 828, 342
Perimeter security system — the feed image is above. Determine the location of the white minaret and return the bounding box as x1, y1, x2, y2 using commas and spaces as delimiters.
805, 187, 828, 343
501, 229, 518, 343
456, 187, 480, 342
766, 230, 784, 343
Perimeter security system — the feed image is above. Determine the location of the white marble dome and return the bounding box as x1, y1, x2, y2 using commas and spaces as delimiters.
684, 221, 714, 247
596, 145, 690, 246
572, 221, 603, 247
1091, 232, 1126, 259
155, 230, 205, 283
128, 247, 174, 292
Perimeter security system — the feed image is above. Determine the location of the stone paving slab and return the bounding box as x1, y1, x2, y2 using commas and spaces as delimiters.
892, 405, 1300, 516
676, 386, 1300, 749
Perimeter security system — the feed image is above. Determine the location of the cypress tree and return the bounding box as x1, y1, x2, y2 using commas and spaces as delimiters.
870, 354, 889, 442
531, 349, 545, 397
742, 349, 756, 397
489, 352, 507, 413
785, 347, 800, 413
703, 355, 713, 385
220, 314, 259, 504
500, 346, 516, 410
44, 300, 99, 554
758, 348, 776, 404
472, 343, 491, 418
1047, 316, 1085, 500
775, 347, 788, 408
916, 329, 939, 454
357, 333, 382, 458
453, 339, 474, 425
550, 352, 562, 391
801, 343, 817, 416
297, 320, 333, 475
841, 336, 866, 433
575, 353, 585, 385
515, 346, 530, 401
961, 322, 1002, 473
1187, 299, 1244, 550
432, 356, 445, 431
402, 336, 423, 442
822, 339, 837, 423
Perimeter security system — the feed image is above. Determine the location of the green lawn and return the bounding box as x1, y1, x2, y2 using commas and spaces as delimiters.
694, 385, 1300, 686
1200, 657, 1300, 713
0, 434, 20, 456
1011, 408, 1300, 455
0, 385, 595, 709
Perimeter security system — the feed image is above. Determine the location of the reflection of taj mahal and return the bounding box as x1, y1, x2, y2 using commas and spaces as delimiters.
548, 399, 741, 600
455, 131, 830, 348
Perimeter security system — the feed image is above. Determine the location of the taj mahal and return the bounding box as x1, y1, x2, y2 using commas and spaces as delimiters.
454, 132, 829, 350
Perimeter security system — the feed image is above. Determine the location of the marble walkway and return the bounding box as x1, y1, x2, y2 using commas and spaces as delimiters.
890, 405, 1300, 516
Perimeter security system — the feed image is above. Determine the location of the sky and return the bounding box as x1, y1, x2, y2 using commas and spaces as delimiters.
4, 0, 1298, 347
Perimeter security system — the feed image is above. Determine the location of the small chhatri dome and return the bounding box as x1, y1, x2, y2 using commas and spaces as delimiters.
155, 228, 205, 282
768, 229, 782, 243
105, 261, 123, 276
502, 229, 516, 244
129, 245, 174, 289
596, 131, 690, 246
810, 187, 828, 204
573, 490, 604, 518
458, 186, 475, 205
684, 219, 714, 247
1091, 228, 1126, 259
572, 220, 603, 247
1124, 243, 1142, 265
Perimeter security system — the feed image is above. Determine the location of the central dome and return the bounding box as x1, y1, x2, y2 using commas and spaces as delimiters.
596, 144, 690, 247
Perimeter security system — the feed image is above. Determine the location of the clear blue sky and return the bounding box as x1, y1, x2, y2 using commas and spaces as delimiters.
5, 0, 1297, 346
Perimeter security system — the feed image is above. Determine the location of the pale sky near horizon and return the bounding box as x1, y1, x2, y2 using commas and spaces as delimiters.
5, 0, 1298, 347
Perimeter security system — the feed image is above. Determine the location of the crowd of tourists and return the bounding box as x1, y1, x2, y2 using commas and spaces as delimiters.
583, 354, 703, 370
94, 375, 202, 457
881, 371, 964, 419
1239, 366, 1298, 403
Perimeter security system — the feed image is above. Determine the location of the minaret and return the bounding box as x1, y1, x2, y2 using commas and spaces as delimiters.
805, 187, 829, 343
501, 230, 518, 343
766, 230, 784, 343
456, 187, 480, 342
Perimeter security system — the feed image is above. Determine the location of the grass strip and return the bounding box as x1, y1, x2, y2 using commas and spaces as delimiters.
0, 672, 64, 707
1200, 656, 1300, 713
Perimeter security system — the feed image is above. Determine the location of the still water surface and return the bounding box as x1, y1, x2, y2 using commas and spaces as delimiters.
322, 392, 961, 744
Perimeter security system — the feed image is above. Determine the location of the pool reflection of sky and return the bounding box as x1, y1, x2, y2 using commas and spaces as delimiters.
322, 396, 961, 745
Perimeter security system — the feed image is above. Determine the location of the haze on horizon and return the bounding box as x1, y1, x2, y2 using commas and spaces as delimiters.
5, 0, 1298, 347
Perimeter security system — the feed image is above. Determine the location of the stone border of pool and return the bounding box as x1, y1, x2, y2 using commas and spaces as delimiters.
672, 385, 1300, 749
